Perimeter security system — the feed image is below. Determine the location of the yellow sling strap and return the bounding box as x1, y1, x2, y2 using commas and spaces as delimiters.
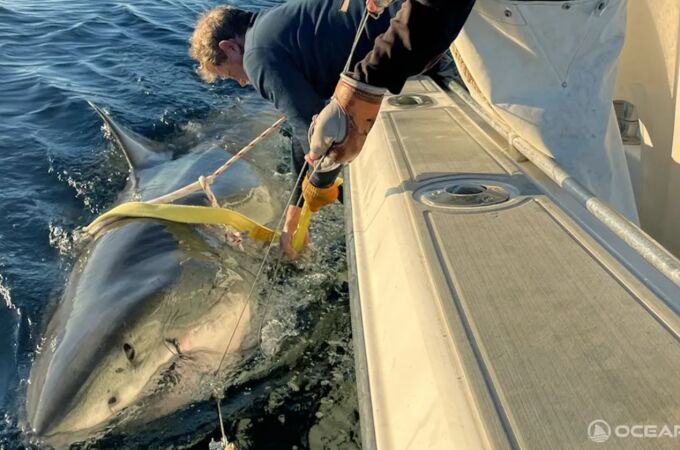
84, 202, 278, 241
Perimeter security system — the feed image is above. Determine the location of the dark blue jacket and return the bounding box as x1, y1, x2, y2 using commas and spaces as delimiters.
243, 0, 399, 175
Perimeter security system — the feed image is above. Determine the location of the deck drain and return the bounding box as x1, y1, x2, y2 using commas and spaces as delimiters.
387, 94, 434, 108
420, 181, 514, 209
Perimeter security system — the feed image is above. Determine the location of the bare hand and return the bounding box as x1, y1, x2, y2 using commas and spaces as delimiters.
280, 205, 309, 259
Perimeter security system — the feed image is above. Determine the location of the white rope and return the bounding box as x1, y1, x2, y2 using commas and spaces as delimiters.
198, 175, 244, 248
213, 398, 236, 450
147, 116, 286, 205
207, 10, 367, 434
87, 117, 287, 237
343, 9, 371, 74
212, 158, 332, 446
210, 4, 373, 445
204, 6, 368, 433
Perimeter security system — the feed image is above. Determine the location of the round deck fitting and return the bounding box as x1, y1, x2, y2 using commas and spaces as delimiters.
387, 94, 434, 108
417, 179, 520, 210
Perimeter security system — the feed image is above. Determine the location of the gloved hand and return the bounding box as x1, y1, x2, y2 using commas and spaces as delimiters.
307, 73, 385, 166
302, 175, 342, 212
366, 0, 395, 15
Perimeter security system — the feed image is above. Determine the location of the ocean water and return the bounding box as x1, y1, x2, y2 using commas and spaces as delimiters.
0, 1, 358, 449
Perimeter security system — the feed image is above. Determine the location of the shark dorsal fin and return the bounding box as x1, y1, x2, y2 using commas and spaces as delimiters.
88, 101, 170, 170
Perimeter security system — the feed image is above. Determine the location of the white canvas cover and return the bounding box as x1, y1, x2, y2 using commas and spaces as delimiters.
614, 0, 680, 257
452, 0, 639, 222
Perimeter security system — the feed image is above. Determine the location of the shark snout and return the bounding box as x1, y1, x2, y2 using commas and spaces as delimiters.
27, 382, 66, 437
30, 408, 53, 436
26, 342, 101, 438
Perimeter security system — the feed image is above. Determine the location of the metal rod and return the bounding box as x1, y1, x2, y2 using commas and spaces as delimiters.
447, 81, 680, 288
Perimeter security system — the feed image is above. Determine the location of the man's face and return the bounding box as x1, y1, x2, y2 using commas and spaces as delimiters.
207, 39, 249, 87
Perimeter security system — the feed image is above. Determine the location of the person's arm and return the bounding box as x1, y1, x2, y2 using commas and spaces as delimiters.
308, 0, 475, 164
354, 0, 475, 93
244, 48, 327, 257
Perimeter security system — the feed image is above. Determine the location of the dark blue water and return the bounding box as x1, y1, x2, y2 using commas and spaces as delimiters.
0, 1, 357, 448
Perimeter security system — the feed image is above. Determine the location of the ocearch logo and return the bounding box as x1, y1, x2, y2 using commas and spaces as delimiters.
588, 420, 611, 443
588, 419, 680, 443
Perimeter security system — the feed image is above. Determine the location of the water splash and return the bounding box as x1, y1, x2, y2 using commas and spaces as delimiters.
0, 274, 15, 311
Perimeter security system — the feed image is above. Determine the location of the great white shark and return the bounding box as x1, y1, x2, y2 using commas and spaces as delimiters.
26, 103, 280, 445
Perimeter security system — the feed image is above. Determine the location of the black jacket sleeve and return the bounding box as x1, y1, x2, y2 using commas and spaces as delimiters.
352, 0, 475, 93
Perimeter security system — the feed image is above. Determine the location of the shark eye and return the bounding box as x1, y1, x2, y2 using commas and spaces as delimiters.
108, 396, 117, 406
123, 343, 135, 361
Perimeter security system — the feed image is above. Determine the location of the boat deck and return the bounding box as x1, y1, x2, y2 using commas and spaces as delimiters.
345, 77, 680, 449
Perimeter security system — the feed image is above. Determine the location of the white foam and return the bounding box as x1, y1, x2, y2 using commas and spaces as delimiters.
0, 273, 16, 310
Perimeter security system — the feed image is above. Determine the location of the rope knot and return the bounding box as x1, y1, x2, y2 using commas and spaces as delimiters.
198, 175, 244, 250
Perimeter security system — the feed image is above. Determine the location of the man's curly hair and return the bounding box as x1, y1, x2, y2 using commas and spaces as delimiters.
190, 6, 253, 82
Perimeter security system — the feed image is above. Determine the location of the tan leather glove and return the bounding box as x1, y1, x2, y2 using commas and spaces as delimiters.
308, 73, 385, 165
302, 175, 342, 212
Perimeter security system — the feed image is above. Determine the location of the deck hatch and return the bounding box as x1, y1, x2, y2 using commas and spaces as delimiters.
387, 94, 434, 108
419, 180, 517, 209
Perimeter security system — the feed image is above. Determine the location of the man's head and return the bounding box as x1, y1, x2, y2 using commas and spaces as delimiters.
190, 6, 253, 86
